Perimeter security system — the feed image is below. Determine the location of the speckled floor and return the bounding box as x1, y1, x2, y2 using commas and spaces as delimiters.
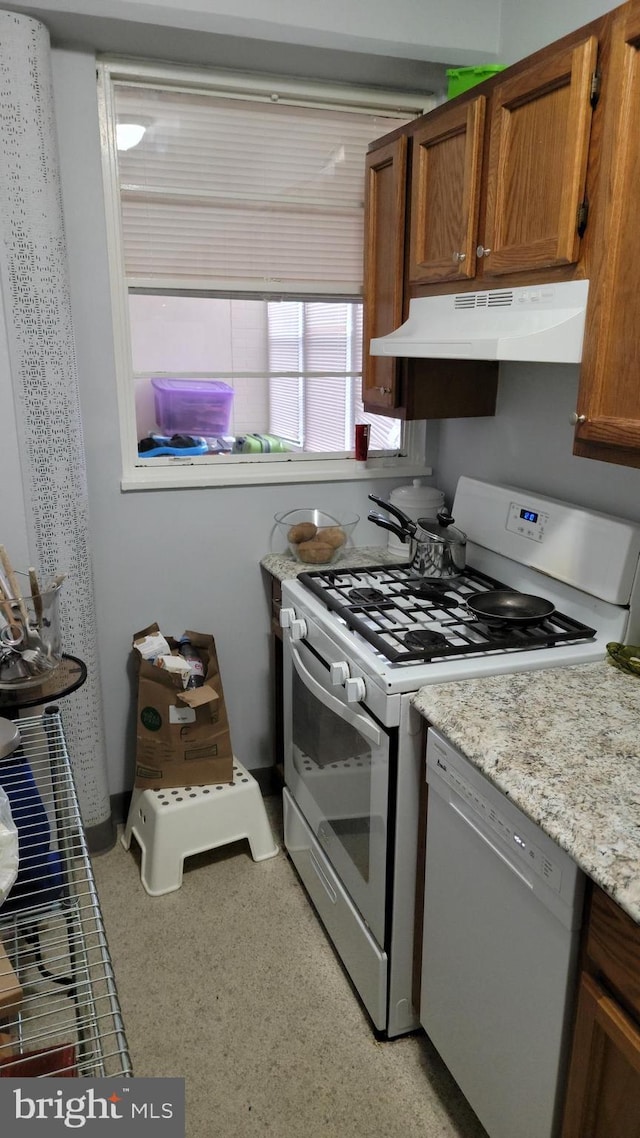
91, 798, 487, 1138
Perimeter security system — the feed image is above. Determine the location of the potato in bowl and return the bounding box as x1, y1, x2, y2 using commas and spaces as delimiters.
274, 509, 359, 565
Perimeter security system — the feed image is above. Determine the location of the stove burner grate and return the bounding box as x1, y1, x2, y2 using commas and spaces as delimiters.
406, 579, 458, 605
297, 564, 597, 664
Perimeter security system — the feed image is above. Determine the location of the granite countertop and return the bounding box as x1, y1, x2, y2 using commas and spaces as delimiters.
261, 545, 404, 581
412, 660, 640, 923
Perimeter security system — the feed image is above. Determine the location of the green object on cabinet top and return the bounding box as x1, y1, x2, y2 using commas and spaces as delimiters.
446, 65, 506, 99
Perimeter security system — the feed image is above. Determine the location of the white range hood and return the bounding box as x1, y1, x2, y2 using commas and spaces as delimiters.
369, 279, 589, 364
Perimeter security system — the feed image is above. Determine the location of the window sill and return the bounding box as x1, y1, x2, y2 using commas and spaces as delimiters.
120, 455, 432, 491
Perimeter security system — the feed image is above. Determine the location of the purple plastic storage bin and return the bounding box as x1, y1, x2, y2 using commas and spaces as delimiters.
151, 378, 234, 436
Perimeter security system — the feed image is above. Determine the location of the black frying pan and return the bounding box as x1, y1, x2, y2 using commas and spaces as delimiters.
467, 590, 555, 626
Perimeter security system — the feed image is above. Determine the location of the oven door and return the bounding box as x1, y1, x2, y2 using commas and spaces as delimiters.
283, 631, 391, 948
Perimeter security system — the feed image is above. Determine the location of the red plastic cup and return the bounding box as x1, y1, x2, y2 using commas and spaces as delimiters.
355, 423, 370, 461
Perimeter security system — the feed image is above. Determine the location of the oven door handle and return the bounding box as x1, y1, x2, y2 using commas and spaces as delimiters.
289, 643, 382, 747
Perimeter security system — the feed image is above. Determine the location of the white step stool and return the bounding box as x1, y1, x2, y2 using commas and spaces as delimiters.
121, 758, 279, 896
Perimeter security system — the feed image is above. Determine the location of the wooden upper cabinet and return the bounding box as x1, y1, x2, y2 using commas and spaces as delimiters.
408, 96, 485, 284
481, 35, 598, 278
361, 2, 640, 460
362, 130, 498, 420
362, 136, 407, 411
573, 0, 640, 467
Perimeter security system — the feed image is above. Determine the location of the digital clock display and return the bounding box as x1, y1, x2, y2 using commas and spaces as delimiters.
520, 509, 539, 524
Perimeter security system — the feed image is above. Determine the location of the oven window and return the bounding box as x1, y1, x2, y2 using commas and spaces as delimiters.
292, 669, 373, 882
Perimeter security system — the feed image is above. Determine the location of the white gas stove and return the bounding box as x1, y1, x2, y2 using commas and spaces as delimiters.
282, 477, 640, 699
280, 478, 640, 1040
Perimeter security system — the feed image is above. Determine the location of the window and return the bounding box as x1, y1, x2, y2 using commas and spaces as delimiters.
98, 60, 434, 488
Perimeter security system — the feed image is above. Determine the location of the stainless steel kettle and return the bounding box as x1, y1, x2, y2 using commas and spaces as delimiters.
368, 493, 467, 579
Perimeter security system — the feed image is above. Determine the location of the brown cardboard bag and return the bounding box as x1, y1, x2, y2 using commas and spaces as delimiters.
133, 624, 234, 789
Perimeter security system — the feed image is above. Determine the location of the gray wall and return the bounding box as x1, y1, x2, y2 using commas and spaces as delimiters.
499, 0, 620, 64
4, 0, 502, 66
436, 366, 640, 522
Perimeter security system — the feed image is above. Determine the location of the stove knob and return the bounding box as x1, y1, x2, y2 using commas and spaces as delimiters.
345, 676, 366, 704
290, 617, 308, 642
279, 607, 295, 629
330, 661, 350, 686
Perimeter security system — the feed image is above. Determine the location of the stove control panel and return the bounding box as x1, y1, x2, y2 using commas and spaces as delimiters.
505, 500, 550, 543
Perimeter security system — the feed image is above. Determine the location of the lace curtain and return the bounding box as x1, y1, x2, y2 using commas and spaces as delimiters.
0, 10, 112, 848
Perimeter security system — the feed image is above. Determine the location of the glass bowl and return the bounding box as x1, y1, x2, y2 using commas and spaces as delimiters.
274, 509, 359, 565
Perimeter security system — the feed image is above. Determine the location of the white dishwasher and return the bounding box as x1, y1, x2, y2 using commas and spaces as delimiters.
420, 728, 584, 1138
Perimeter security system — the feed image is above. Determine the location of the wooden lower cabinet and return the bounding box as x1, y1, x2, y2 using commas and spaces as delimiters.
562, 973, 640, 1138
562, 886, 640, 1138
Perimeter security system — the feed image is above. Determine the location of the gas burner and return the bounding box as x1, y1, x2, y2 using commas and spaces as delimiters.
348, 587, 386, 605
403, 629, 448, 652
473, 620, 512, 637
407, 580, 457, 604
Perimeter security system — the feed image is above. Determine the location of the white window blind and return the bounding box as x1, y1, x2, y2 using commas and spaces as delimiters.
267, 301, 370, 453
268, 302, 304, 444
303, 303, 356, 451
114, 84, 410, 294
99, 61, 429, 486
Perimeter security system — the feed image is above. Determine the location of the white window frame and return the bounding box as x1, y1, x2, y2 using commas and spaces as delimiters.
97, 58, 434, 491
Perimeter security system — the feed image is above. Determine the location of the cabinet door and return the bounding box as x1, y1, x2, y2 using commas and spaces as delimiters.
562, 973, 640, 1138
573, 1, 640, 466
587, 885, 640, 1022
408, 96, 485, 284
482, 35, 598, 278
362, 137, 407, 411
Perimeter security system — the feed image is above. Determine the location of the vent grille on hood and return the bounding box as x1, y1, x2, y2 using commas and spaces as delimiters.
369, 280, 589, 363
454, 290, 514, 309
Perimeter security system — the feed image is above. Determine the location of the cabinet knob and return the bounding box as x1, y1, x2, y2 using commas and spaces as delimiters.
377, 387, 392, 395
453, 251, 466, 263
570, 412, 586, 425
476, 245, 491, 258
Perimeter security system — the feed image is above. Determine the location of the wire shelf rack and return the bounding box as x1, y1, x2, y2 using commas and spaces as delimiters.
0, 709, 132, 1078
